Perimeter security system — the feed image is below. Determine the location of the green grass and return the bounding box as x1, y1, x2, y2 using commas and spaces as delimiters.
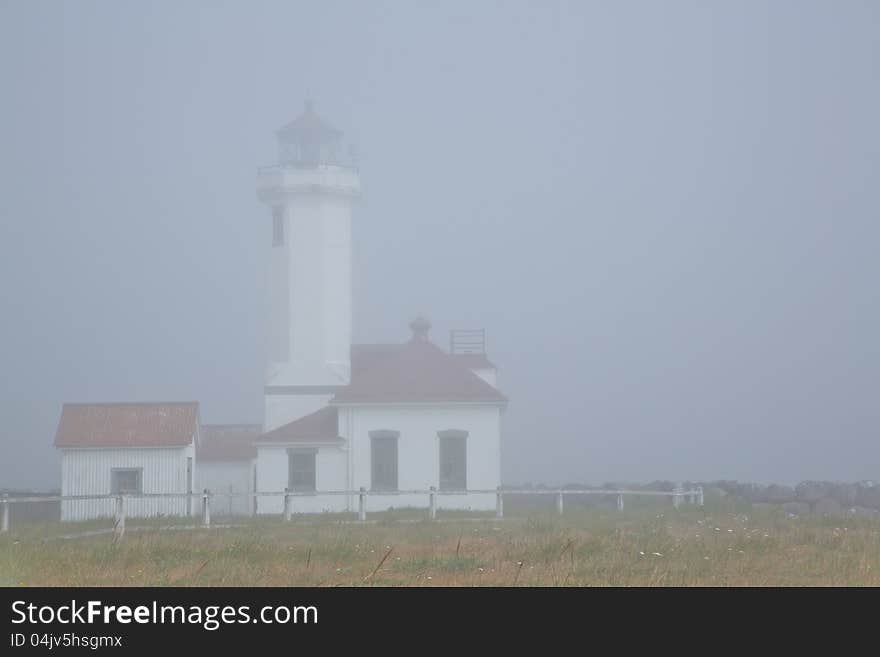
2, 502, 879, 586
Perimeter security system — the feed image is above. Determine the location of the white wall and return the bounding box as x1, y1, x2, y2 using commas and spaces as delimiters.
255, 444, 348, 514
346, 404, 501, 511
197, 460, 254, 516
259, 167, 358, 394
255, 405, 501, 514
60, 445, 195, 521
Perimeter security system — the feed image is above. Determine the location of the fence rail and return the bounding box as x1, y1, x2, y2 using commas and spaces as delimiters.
0, 486, 703, 535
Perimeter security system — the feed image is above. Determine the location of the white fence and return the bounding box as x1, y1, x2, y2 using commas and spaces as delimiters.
0, 485, 704, 535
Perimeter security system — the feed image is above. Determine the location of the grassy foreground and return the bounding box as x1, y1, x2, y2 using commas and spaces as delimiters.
2, 504, 879, 586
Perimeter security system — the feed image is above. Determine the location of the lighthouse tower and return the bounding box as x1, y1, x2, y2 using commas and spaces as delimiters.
257, 101, 361, 431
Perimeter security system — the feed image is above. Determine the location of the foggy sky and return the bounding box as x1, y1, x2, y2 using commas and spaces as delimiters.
1, 1, 878, 490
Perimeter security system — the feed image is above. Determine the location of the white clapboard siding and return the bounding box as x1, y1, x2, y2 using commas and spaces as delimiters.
60, 446, 195, 521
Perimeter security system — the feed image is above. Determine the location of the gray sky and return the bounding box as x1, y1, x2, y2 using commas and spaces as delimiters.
1, 1, 878, 489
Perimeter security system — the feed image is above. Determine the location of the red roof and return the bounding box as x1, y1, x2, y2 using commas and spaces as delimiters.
55, 402, 199, 448
350, 343, 404, 376
257, 331, 506, 444
332, 340, 506, 404
198, 425, 260, 461
259, 406, 341, 444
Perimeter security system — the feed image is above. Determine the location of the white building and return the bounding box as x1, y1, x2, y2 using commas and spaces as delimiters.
55, 402, 199, 521
255, 331, 506, 514
53, 102, 508, 519
196, 425, 259, 516
253, 103, 508, 514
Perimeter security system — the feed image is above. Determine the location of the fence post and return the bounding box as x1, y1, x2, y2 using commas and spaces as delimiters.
114, 495, 125, 539
358, 487, 366, 522
202, 488, 211, 527
283, 487, 292, 522
673, 483, 683, 509
429, 486, 437, 520
495, 487, 504, 519
2, 494, 10, 533
556, 491, 564, 516
617, 493, 624, 512
697, 485, 704, 507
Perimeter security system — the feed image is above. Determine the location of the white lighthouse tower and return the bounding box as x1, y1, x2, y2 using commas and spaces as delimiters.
257, 101, 360, 431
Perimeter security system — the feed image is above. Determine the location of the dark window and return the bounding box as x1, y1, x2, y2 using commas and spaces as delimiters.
288, 449, 316, 492
110, 468, 142, 495
370, 431, 399, 491
439, 430, 468, 491
272, 207, 284, 246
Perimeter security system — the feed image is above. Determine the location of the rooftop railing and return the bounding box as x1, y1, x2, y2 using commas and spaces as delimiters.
257, 160, 358, 175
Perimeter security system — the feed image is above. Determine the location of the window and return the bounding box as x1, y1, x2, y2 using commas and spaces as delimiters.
288, 449, 316, 492
438, 430, 468, 491
272, 207, 284, 246
110, 468, 142, 495
370, 430, 399, 491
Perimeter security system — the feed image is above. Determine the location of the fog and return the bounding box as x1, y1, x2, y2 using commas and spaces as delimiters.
1, 1, 878, 490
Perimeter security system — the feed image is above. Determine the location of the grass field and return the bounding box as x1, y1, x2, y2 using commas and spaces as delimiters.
2, 502, 879, 586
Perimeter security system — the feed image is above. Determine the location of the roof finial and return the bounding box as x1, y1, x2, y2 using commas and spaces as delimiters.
409, 315, 431, 342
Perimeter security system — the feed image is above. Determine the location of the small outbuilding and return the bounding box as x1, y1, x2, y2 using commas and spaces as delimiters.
196, 424, 259, 516
54, 402, 200, 521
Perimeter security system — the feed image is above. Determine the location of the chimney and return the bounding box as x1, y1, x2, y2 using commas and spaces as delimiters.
409, 315, 432, 342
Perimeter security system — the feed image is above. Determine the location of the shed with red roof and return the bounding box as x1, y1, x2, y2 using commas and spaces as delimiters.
55, 402, 200, 521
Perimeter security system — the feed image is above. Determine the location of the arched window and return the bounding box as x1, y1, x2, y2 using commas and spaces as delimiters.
438, 430, 468, 491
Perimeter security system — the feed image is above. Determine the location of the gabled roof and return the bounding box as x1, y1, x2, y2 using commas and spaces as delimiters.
198, 424, 260, 461
55, 402, 199, 449
258, 321, 507, 442
332, 340, 507, 405
259, 406, 341, 444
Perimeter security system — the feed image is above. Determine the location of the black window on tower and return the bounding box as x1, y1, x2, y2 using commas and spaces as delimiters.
272, 207, 284, 247
438, 430, 468, 491
369, 430, 399, 491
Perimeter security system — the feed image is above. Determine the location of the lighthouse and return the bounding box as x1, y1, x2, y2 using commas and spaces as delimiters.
53, 104, 507, 519
257, 101, 361, 431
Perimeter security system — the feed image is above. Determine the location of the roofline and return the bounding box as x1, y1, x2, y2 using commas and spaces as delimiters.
201, 423, 262, 429
55, 442, 195, 451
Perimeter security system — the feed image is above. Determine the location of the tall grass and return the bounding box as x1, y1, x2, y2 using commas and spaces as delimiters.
1, 504, 878, 586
